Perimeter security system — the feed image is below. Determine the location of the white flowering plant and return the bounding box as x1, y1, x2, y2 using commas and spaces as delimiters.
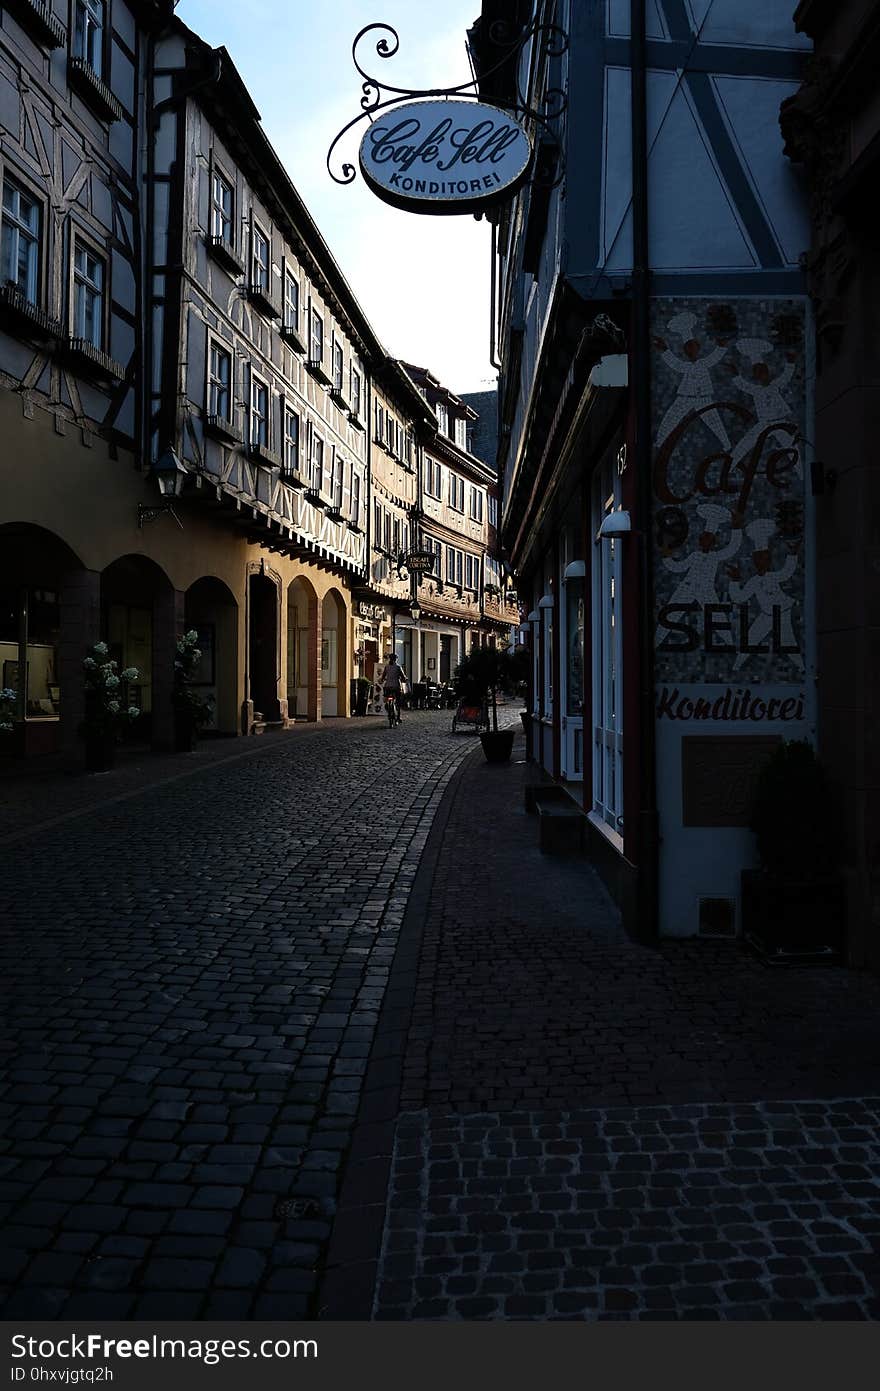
173, 629, 214, 728
80, 643, 141, 739
0, 686, 18, 734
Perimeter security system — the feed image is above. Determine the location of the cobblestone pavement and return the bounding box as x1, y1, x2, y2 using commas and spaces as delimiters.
338, 742, 880, 1321
0, 710, 510, 1319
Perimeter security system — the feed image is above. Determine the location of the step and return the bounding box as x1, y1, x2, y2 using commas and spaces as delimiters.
524, 781, 568, 814
534, 795, 584, 855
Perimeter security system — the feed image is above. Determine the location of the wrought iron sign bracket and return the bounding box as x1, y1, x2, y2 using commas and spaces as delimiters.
326, 17, 569, 206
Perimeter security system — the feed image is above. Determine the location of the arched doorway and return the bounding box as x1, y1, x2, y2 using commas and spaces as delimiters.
321, 589, 347, 717
0, 523, 84, 756
101, 554, 175, 747
286, 576, 317, 720
248, 572, 281, 725
185, 577, 239, 736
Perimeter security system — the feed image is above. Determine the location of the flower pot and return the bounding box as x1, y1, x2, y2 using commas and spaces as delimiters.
479, 729, 515, 763
85, 732, 116, 772
741, 867, 845, 965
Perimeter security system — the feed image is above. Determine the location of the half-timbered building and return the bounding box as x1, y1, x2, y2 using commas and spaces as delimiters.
1, 0, 174, 758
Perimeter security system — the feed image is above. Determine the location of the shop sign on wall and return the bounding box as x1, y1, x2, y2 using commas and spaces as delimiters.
651, 298, 807, 689
359, 99, 533, 215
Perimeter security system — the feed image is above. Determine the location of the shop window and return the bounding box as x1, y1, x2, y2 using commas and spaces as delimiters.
542, 602, 554, 719
321, 630, 338, 686
566, 584, 585, 717
592, 454, 624, 834
0, 585, 61, 720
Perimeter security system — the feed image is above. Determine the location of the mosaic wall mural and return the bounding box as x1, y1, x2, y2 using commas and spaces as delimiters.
651, 297, 807, 687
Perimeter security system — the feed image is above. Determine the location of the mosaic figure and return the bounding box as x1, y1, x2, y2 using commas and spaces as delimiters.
653, 310, 732, 451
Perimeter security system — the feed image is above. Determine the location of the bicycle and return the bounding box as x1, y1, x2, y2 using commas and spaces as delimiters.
384, 691, 401, 727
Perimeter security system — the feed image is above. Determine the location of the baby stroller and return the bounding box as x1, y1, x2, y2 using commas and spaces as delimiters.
451, 698, 489, 733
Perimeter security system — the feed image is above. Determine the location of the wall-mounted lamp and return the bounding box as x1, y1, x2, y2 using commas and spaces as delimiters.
538, 594, 554, 609
596, 509, 632, 540
137, 447, 188, 529
409, 598, 422, 624
562, 560, 586, 582
526, 609, 539, 623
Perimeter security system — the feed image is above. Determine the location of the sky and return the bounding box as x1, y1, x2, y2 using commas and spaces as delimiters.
177, 0, 497, 394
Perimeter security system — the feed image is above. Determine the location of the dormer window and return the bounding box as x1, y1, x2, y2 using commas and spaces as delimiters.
436, 400, 448, 436
454, 417, 468, 450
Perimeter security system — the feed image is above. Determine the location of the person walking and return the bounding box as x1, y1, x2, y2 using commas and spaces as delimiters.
380, 652, 408, 726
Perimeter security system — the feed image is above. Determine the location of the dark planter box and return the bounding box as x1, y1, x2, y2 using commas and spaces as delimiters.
741, 866, 845, 965
174, 713, 198, 753
84, 733, 116, 772
480, 729, 515, 763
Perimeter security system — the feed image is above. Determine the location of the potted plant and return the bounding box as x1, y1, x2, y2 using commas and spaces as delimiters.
0, 686, 19, 755
453, 643, 529, 763
80, 642, 141, 771
173, 630, 214, 751
742, 738, 845, 964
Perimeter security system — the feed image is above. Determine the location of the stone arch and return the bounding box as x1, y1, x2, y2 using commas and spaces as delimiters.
101, 553, 178, 750
286, 575, 319, 721
246, 564, 282, 730
321, 587, 348, 718
184, 576, 239, 736
0, 523, 85, 757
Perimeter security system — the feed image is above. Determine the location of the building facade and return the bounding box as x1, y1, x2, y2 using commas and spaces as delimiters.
402, 364, 518, 681
471, 1, 813, 943
780, 0, 880, 966
0, 2, 513, 761
1, 0, 175, 757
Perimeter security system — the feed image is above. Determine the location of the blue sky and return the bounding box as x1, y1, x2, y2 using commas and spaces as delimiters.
177, 1, 496, 393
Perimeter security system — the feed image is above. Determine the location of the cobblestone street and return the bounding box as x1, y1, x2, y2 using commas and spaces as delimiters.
3, 714, 880, 1321
0, 712, 495, 1318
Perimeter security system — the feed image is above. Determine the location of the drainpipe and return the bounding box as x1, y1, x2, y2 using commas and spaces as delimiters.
631, 0, 659, 940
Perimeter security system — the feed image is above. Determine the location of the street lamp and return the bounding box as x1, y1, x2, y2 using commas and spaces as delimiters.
137, 447, 188, 528
409, 598, 421, 624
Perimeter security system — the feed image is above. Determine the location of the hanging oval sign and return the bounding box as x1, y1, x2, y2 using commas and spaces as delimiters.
358, 98, 533, 215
